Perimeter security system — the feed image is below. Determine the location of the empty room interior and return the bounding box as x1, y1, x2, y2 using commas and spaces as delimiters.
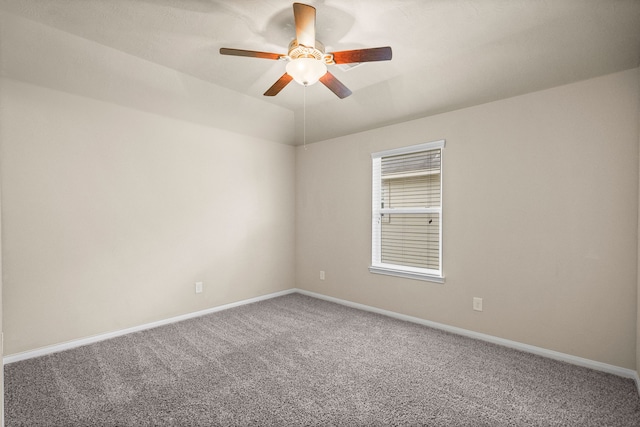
2, 0, 640, 425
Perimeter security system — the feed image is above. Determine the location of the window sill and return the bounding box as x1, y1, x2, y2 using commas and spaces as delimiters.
369, 265, 445, 283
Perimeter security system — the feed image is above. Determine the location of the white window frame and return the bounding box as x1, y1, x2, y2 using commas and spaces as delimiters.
369, 140, 445, 283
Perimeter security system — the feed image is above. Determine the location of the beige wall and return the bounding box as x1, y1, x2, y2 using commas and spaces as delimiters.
0, 79, 296, 355
0, 66, 638, 377
296, 69, 640, 370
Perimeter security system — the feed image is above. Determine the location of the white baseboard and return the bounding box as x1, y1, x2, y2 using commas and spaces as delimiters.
4, 286, 639, 396
3, 289, 296, 365
295, 289, 640, 383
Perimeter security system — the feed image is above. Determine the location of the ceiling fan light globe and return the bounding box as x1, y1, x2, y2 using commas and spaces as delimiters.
286, 58, 327, 86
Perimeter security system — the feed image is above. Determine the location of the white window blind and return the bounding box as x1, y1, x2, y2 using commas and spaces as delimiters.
371, 140, 444, 282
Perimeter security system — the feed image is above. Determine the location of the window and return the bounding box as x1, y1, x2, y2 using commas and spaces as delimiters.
370, 140, 445, 282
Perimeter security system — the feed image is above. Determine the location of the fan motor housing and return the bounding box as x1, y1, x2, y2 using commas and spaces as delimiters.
288, 40, 334, 64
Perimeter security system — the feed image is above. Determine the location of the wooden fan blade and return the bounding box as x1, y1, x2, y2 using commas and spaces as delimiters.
264, 73, 294, 96
219, 48, 283, 60
293, 3, 316, 48
319, 72, 352, 99
330, 47, 392, 64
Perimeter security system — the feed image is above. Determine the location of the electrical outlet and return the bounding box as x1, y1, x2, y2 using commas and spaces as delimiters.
195, 282, 203, 294
320, 270, 325, 280
473, 297, 483, 312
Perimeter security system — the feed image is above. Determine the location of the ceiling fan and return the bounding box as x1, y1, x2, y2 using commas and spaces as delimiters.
220, 2, 392, 99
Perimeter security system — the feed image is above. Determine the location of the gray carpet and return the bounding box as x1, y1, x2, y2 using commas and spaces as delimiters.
5, 293, 640, 426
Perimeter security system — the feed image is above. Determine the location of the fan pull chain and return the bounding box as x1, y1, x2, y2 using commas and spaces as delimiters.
303, 84, 307, 150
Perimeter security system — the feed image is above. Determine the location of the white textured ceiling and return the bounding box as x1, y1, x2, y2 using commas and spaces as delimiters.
1, 0, 639, 144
